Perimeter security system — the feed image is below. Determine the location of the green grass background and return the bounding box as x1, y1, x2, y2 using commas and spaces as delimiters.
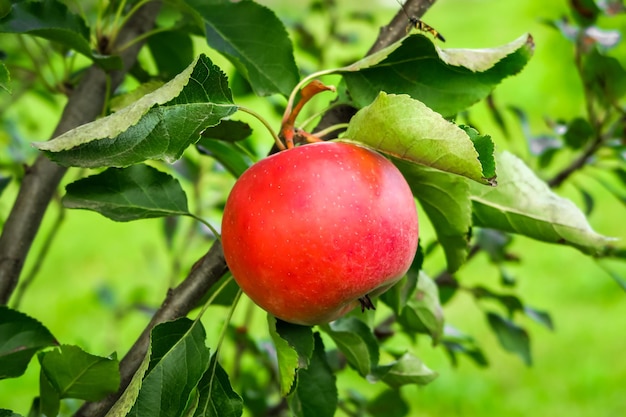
1, 0, 626, 415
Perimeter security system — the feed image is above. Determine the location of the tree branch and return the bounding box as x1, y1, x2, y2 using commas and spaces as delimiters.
0, 2, 162, 304
547, 135, 605, 188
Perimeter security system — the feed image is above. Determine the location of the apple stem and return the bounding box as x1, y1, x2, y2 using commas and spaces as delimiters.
238, 105, 286, 150
359, 294, 376, 312
312, 123, 350, 139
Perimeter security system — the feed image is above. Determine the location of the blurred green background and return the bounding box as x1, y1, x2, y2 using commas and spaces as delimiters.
1, 0, 625, 416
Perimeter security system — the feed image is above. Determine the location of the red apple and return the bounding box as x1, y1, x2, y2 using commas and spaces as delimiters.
221, 141, 419, 325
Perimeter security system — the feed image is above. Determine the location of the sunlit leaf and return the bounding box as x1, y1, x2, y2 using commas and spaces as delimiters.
38, 345, 119, 400
342, 33, 533, 116
104, 352, 150, 417
397, 272, 444, 344
0, 0, 121, 69
186, 0, 299, 96
394, 161, 472, 272
320, 317, 379, 377
127, 318, 212, 417
0, 306, 57, 380
343, 93, 496, 185
267, 315, 300, 396
470, 151, 615, 255
194, 354, 243, 417
288, 333, 337, 417
63, 165, 190, 221
35, 54, 237, 167
486, 312, 532, 366
370, 352, 438, 387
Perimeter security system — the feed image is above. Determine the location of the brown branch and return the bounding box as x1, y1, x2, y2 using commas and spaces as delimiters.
0, 2, 162, 304
547, 136, 604, 188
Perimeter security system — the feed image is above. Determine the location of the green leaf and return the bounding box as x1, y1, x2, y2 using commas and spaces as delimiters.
0, 0, 10, 18
275, 319, 315, 367
380, 270, 418, 315
194, 354, 243, 417
320, 317, 379, 377
39, 366, 60, 417
394, 161, 472, 272
127, 318, 212, 417
397, 272, 444, 344
201, 120, 253, 142
103, 349, 151, 417
147, 30, 195, 80
267, 315, 300, 396
524, 306, 555, 331
196, 139, 252, 178
288, 333, 337, 417
366, 389, 409, 417
343, 92, 495, 185
582, 48, 626, 106
186, 0, 299, 96
0, 0, 121, 70
0, 306, 57, 380
442, 325, 489, 367
341, 33, 533, 117
63, 165, 190, 222
470, 151, 615, 255
0, 409, 23, 417
34, 54, 237, 167
0, 62, 10, 93
472, 285, 524, 317
370, 352, 438, 387
564, 117, 594, 149
486, 312, 532, 366
459, 125, 496, 181
38, 345, 119, 401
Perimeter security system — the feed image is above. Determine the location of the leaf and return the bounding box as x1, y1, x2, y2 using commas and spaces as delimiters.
524, 306, 555, 331
196, 139, 252, 178
442, 325, 488, 367
459, 125, 496, 181
343, 92, 496, 185
201, 120, 253, 142
0, 410, 23, 417
583, 49, 626, 106
341, 33, 534, 117
0, 0, 121, 70
365, 389, 409, 417
394, 161, 472, 272
267, 315, 300, 396
486, 312, 532, 366
38, 345, 119, 401
472, 285, 524, 317
104, 352, 150, 417
0, 306, 57, 380
397, 272, 444, 344
320, 317, 379, 377
288, 333, 337, 417
564, 117, 593, 149
147, 30, 195, 80
63, 165, 190, 222
186, 0, 299, 97
194, 354, 243, 417
275, 319, 315, 367
35, 54, 237, 167
0, 62, 10, 93
127, 318, 212, 417
369, 352, 438, 387
469, 151, 615, 255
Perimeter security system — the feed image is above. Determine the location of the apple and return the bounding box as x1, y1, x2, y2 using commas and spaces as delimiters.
221, 141, 419, 325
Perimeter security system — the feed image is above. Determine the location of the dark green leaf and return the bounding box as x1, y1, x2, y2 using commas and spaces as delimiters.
275, 319, 315, 367
0, 0, 10, 18
35, 54, 237, 167
475, 228, 513, 263
459, 125, 496, 181
38, 345, 119, 401
442, 325, 489, 367
201, 120, 253, 142
147, 30, 195, 80
583, 49, 626, 106
38, 365, 60, 417
0, 410, 22, 417
394, 161, 472, 272
63, 165, 189, 222
472, 285, 524, 317
366, 389, 409, 417
0, 0, 121, 70
288, 333, 337, 417
343, 92, 495, 185
0, 175, 11, 198
0, 62, 9, 93
564, 117, 594, 149
127, 318, 212, 417
470, 151, 615, 255
194, 354, 243, 417
197, 273, 241, 307
486, 312, 532, 366
524, 306, 555, 331
370, 353, 438, 387
196, 139, 252, 178
267, 315, 299, 396
0, 306, 57, 380
380, 271, 418, 315
397, 273, 444, 344
320, 317, 379, 377
187, 0, 299, 96
342, 33, 533, 117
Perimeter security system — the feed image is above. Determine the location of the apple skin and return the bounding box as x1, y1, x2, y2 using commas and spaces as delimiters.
221, 141, 419, 325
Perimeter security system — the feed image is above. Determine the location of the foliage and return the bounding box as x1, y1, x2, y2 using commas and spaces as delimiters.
0, 0, 625, 416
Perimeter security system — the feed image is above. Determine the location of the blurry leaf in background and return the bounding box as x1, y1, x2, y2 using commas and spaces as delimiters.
442, 325, 489, 368
344, 92, 495, 185
486, 312, 532, 366
288, 333, 337, 417
194, 354, 243, 417
34, 54, 237, 167
0, 306, 57, 379
563, 117, 594, 149
582, 49, 626, 106
470, 151, 615, 254
63, 165, 190, 222
0, 409, 22, 417
127, 318, 212, 417
365, 389, 409, 417
569, 0, 601, 27
369, 352, 438, 387
147, 30, 195, 80
0, 62, 9, 93
186, 0, 299, 97
321, 317, 379, 377
342, 33, 533, 117
38, 345, 119, 415
0, 0, 121, 70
